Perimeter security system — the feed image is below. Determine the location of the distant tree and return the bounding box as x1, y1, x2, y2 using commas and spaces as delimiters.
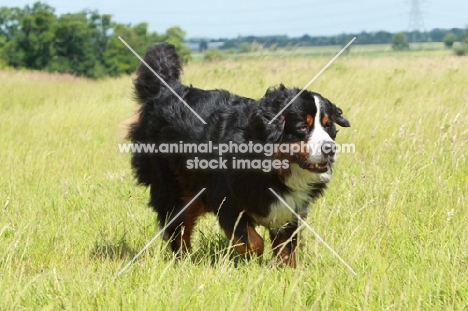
88, 12, 112, 59
0, 6, 23, 64
0, 2, 192, 77
443, 32, 457, 48
162, 26, 191, 63
454, 46, 466, 56
0, 6, 22, 41
373, 31, 393, 43
454, 27, 468, 56
103, 23, 152, 76
104, 23, 192, 75
6, 2, 57, 69
237, 42, 252, 53
392, 32, 409, 51
199, 40, 208, 52
203, 48, 224, 62
340, 36, 354, 55
47, 12, 108, 78
220, 39, 236, 49
299, 34, 311, 46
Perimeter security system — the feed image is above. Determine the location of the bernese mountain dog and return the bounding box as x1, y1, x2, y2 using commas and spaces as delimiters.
127, 43, 350, 267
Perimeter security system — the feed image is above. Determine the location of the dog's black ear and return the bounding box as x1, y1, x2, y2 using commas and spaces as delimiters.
263, 84, 288, 114
333, 106, 350, 127
261, 84, 288, 142
265, 117, 284, 142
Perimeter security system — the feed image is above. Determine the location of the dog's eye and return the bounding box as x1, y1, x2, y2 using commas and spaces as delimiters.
298, 125, 308, 133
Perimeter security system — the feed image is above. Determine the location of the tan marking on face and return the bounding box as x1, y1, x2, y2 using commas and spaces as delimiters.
306, 114, 314, 126
321, 114, 329, 126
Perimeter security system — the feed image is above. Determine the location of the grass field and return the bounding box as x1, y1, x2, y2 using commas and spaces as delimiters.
1, 51, 467, 310
191, 42, 455, 61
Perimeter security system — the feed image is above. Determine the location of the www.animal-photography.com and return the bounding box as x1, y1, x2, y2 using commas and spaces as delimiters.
1, 0, 467, 310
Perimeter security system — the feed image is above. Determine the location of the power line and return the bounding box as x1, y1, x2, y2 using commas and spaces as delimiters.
407, 0, 429, 41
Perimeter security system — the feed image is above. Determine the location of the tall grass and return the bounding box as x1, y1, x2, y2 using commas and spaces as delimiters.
0, 54, 467, 310
193, 42, 452, 62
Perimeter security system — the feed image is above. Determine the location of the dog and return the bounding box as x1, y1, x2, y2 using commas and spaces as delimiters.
127, 43, 350, 267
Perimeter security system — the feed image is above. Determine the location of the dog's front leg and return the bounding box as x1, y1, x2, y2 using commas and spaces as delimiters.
269, 224, 298, 268
218, 208, 264, 258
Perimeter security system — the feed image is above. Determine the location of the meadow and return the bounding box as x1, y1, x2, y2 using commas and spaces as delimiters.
0, 45, 467, 310
191, 42, 455, 61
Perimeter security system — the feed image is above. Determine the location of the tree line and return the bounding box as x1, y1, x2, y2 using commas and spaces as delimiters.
0, 2, 190, 78
192, 28, 467, 51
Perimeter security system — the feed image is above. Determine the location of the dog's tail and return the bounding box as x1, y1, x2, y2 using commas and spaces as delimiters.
133, 43, 182, 104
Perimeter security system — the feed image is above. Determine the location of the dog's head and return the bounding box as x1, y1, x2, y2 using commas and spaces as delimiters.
263, 85, 350, 179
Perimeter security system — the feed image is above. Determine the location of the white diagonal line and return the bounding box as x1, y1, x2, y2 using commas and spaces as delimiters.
268, 37, 356, 124
118, 36, 207, 125
115, 188, 206, 277
268, 188, 357, 275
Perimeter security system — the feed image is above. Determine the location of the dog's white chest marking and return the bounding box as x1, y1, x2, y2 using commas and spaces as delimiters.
254, 164, 323, 230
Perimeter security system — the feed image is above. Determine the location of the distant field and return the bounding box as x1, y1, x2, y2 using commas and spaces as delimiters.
192, 42, 454, 61
1, 52, 467, 309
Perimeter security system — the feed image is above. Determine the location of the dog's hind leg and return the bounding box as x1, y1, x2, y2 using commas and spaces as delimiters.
146, 158, 194, 256
163, 197, 206, 257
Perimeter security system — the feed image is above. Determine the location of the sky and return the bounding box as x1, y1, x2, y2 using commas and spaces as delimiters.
2, 0, 467, 38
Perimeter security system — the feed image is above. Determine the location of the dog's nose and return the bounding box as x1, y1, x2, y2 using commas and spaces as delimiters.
321, 141, 336, 157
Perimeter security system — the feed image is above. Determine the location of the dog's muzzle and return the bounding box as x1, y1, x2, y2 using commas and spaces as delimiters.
321, 141, 336, 159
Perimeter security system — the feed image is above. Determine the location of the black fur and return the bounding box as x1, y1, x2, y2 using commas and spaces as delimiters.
127, 43, 350, 266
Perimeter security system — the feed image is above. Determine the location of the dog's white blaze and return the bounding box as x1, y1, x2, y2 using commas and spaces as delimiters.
255, 164, 322, 231
307, 96, 334, 162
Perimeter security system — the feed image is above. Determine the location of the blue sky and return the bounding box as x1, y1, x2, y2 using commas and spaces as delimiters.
3, 0, 467, 38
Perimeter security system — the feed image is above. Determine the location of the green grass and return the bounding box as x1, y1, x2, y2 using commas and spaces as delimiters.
1, 53, 467, 310
192, 42, 453, 62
